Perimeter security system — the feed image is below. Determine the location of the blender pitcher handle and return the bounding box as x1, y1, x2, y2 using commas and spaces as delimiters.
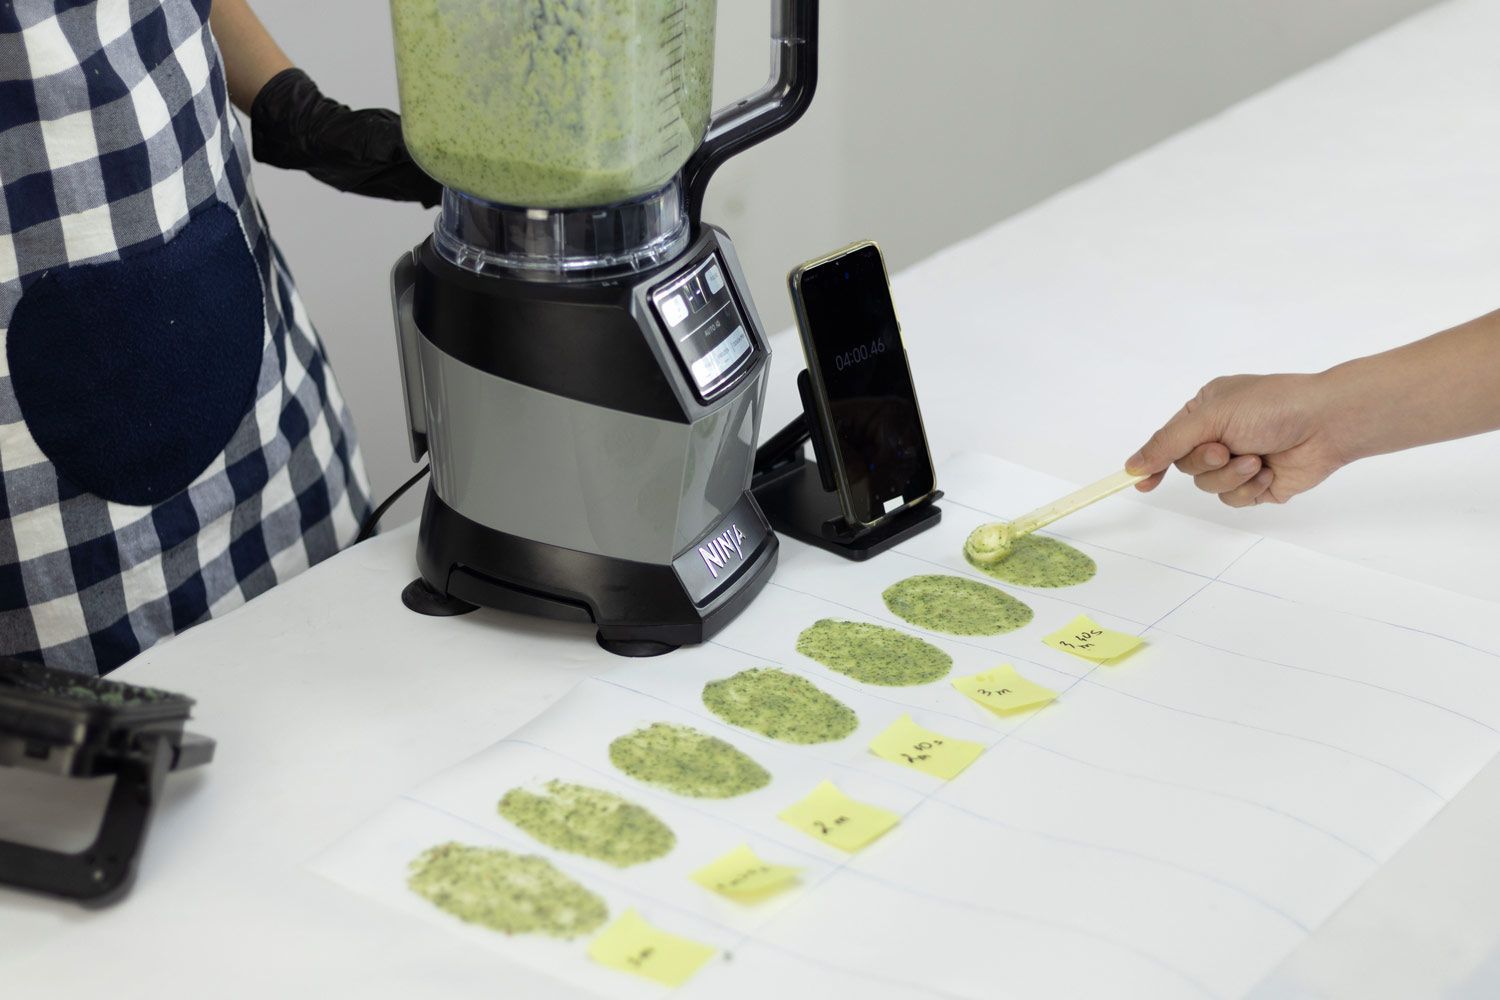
390, 250, 429, 463
683, 0, 819, 225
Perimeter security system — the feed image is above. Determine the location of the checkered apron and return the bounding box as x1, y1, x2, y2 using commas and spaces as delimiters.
0, 0, 371, 675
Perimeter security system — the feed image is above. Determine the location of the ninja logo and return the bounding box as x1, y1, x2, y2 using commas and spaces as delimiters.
698, 524, 749, 580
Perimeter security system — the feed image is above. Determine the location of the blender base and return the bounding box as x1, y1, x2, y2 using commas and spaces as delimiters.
413, 487, 777, 655
401, 578, 479, 617
595, 635, 679, 658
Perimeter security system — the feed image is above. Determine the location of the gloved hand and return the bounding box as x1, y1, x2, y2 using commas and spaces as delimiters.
250, 67, 442, 208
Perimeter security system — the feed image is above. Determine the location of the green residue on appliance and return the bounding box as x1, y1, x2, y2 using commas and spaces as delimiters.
795, 619, 952, 686
701, 668, 858, 744
62, 684, 157, 706
390, 0, 717, 207
608, 722, 770, 798
882, 574, 1033, 636
965, 534, 1096, 588
497, 780, 675, 867
406, 842, 607, 938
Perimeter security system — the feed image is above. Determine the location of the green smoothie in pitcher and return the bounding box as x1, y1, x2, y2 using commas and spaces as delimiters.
390, 0, 717, 207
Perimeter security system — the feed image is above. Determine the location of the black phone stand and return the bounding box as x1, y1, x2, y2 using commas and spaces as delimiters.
751, 371, 941, 561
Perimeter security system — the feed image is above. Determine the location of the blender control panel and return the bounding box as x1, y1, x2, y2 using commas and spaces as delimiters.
651, 252, 755, 400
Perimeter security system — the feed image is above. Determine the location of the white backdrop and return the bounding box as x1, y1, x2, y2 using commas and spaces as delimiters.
242, 0, 1440, 514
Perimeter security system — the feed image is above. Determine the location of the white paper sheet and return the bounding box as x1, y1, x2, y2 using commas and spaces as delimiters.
311, 453, 1500, 999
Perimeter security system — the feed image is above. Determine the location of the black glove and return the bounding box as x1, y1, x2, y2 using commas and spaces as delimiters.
250, 68, 442, 208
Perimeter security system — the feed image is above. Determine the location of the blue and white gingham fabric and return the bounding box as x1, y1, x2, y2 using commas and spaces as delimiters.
0, 0, 371, 675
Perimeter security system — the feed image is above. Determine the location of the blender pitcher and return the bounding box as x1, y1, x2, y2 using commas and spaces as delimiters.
391, 1, 816, 219
391, 0, 716, 209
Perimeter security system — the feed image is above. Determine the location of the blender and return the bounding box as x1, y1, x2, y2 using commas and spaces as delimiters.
389, 0, 818, 655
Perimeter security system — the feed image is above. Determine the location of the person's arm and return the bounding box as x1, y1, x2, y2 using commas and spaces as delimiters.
209, 0, 293, 114
209, 0, 440, 207
1124, 308, 1500, 506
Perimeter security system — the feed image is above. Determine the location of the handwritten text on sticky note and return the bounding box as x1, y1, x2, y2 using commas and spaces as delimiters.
587, 908, 716, 987
868, 714, 985, 779
691, 844, 800, 900
953, 665, 1057, 714
1042, 614, 1143, 662
778, 780, 899, 852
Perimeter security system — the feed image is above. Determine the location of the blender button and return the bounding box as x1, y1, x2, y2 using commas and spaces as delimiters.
712, 330, 746, 368
692, 354, 720, 383
711, 338, 740, 369
661, 295, 689, 327
705, 263, 725, 294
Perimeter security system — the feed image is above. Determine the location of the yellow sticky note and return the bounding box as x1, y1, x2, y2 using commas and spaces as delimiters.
691, 844, 801, 900
778, 780, 900, 852
1042, 614, 1143, 662
587, 908, 716, 987
868, 713, 985, 779
953, 664, 1058, 714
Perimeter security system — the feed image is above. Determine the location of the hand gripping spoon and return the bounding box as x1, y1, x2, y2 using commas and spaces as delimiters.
964, 470, 1147, 565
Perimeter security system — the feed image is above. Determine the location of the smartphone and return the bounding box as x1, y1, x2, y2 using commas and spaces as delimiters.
788, 241, 937, 527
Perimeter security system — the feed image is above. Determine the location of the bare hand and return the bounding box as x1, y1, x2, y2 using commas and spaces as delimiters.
1125, 373, 1353, 507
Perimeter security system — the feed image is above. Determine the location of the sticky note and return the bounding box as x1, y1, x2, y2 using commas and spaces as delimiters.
778, 780, 900, 852
587, 908, 716, 987
1042, 614, 1143, 662
953, 664, 1058, 714
691, 844, 801, 900
868, 714, 985, 779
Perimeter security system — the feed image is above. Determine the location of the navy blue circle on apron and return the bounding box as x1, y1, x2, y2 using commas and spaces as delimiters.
7, 202, 265, 507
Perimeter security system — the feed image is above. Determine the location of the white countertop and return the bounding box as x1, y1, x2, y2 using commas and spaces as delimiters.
6, 0, 1500, 996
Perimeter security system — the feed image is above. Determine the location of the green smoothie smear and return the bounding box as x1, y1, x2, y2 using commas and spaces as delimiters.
882, 574, 1034, 636
407, 842, 607, 937
964, 534, 1097, 588
390, 0, 717, 207
609, 722, 770, 798
498, 780, 675, 867
702, 668, 858, 744
796, 619, 953, 686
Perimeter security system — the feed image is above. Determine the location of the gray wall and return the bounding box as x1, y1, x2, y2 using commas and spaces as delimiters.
243, 0, 1440, 516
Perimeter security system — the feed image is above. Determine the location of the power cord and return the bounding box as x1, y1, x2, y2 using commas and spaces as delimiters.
355, 464, 430, 543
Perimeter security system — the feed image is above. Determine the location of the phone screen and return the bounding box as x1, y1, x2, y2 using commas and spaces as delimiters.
797, 244, 935, 524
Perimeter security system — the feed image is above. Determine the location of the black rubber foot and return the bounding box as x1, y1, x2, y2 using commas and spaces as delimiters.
597, 634, 679, 657
402, 578, 478, 617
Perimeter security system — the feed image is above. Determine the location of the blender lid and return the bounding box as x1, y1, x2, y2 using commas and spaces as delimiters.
0, 656, 211, 778
0, 656, 214, 904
